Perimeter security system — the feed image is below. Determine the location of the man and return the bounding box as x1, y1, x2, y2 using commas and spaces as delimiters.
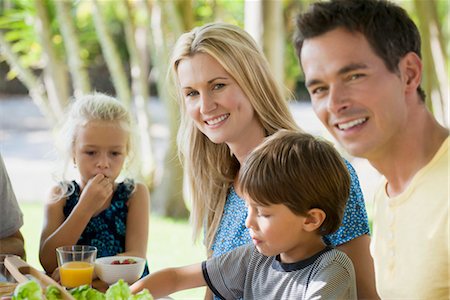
294, 0, 449, 298
0, 153, 25, 258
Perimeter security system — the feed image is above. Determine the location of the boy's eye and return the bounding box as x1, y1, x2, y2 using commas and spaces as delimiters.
257, 209, 270, 218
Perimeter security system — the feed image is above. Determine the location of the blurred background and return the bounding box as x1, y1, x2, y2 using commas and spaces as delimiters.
0, 0, 448, 298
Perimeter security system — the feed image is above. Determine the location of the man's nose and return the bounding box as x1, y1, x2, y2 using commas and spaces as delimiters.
327, 84, 350, 114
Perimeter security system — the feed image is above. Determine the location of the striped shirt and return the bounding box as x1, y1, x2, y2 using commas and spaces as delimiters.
203, 245, 357, 300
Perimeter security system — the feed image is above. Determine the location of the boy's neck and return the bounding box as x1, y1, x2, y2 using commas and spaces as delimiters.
279, 236, 326, 264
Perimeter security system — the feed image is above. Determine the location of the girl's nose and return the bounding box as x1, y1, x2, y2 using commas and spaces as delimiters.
96, 154, 109, 169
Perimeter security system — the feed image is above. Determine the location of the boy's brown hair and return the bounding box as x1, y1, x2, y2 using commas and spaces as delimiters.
239, 130, 350, 235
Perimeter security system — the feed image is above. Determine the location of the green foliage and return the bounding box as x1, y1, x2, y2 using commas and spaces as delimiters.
193, 0, 244, 26
0, 6, 40, 73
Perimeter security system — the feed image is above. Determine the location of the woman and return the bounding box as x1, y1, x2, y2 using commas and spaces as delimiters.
170, 22, 378, 299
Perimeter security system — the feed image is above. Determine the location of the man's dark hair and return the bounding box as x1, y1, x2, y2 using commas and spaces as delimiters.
294, 0, 426, 101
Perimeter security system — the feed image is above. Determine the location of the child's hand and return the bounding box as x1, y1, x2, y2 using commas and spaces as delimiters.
77, 174, 114, 215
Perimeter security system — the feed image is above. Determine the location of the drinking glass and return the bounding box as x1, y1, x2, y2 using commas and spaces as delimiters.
56, 245, 97, 288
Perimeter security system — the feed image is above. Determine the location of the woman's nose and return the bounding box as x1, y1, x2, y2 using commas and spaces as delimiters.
200, 93, 217, 114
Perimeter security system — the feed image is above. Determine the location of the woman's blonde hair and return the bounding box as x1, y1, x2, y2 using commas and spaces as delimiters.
170, 22, 300, 253
53, 92, 139, 199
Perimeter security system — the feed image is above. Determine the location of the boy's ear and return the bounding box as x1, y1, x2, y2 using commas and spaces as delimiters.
303, 208, 326, 232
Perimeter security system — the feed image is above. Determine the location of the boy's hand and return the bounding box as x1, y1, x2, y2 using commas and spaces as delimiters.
77, 174, 113, 215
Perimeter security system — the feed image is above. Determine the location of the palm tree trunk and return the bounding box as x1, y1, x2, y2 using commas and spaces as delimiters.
414, 0, 448, 126
144, 0, 188, 218
0, 31, 56, 123
263, 0, 284, 85
123, 0, 155, 187
55, 0, 91, 97
35, 0, 70, 120
92, 0, 132, 106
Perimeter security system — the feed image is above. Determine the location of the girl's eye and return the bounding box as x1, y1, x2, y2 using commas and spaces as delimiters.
111, 151, 123, 156
85, 151, 96, 156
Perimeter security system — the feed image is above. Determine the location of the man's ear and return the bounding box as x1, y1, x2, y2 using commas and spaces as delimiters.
400, 52, 422, 95
303, 208, 326, 232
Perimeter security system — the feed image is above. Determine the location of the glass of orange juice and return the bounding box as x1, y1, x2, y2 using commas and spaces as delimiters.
56, 245, 97, 288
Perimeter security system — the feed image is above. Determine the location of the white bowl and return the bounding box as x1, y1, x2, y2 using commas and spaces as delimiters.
95, 256, 145, 285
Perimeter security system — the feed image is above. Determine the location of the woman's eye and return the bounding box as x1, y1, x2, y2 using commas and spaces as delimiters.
186, 90, 199, 97
213, 83, 225, 90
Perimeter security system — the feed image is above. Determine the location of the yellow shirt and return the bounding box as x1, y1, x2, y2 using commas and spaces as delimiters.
371, 137, 449, 299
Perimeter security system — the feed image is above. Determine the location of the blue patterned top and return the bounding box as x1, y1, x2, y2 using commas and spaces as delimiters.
63, 179, 149, 276
212, 160, 370, 257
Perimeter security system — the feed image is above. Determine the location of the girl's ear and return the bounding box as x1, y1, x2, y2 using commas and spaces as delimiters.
303, 208, 326, 232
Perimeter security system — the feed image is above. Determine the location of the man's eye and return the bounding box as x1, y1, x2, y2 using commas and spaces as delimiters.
311, 86, 327, 95
349, 73, 364, 80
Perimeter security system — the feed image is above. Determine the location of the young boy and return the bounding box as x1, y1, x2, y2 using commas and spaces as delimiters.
131, 130, 357, 299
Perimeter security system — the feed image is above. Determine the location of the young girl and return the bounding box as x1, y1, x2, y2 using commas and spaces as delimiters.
39, 93, 150, 277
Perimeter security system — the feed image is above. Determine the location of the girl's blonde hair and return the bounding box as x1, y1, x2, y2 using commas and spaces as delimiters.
170, 22, 300, 253
53, 93, 139, 199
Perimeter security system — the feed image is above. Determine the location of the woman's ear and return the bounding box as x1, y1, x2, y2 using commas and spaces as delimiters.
400, 52, 422, 95
303, 208, 326, 232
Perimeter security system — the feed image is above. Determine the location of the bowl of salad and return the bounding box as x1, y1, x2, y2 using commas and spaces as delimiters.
95, 256, 146, 285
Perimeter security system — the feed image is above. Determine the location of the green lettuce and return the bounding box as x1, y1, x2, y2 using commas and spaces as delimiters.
12, 280, 42, 300
12, 279, 153, 300
105, 280, 131, 300
131, 289, 154, 300
70, 285, 105, 300
45, 285, 61, 300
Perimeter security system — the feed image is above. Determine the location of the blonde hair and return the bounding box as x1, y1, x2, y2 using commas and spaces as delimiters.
240, 130, 350, 235
53, 92, 138, 199
170, 22, 300, 253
